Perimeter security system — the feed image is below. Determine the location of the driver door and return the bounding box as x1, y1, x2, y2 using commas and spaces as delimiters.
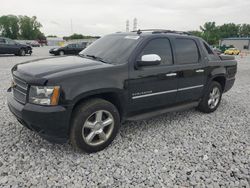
127, 37, 178, 113
0, 38, 7, 54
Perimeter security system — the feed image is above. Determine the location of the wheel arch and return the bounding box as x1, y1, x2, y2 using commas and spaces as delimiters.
70, 89, 126, 121
212, 76, 226, 92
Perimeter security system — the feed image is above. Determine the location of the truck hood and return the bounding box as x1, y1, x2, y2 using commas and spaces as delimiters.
13, 56, 111, 79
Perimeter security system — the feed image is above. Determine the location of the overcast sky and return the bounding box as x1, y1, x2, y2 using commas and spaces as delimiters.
1, 0, 250, 37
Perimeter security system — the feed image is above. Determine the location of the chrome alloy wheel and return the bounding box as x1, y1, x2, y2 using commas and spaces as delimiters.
82, 110, 114, 146
208, 87, 221, 109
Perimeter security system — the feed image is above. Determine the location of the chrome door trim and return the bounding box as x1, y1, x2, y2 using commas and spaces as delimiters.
132, 85, 204, 99
177, 85, 204, 91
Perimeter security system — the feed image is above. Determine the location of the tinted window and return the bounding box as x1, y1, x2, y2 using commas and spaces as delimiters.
203, 42, 214, 54
6, 39, 16, 45
175, 38, 199, 64
68, 44, 76, 48
80, 35, 142, 65
139, 38, 173, 65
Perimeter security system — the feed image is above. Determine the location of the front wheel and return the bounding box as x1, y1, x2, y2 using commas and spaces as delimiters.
70, 98, 120, 153
19, 49, 26, 56
59, 51, 64, 56
197, 81, 222, 113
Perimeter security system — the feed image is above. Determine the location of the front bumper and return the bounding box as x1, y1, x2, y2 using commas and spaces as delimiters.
7, 92, 71, 143
49, 50, 58, 55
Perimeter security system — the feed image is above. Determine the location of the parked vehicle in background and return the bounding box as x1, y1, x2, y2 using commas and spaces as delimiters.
219, 45, 234, 54
37, 39, 47, 46
0, 37, 32, 56
27, 41, 40, 47
224, 48, 240, 55
7, 30, 237, 153
49, 42, 88, 56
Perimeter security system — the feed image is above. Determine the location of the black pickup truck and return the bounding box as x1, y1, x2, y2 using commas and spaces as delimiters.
7, 30, 237, 152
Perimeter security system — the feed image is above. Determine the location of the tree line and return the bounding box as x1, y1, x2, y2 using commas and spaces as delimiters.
189, 22, 250, 45
0, 15, 45, 40
63, 33, 100, 40
1, 15, 250, 44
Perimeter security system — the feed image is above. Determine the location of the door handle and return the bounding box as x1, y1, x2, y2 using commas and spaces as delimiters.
196, 69, 204, 73
166, 73, 177, 77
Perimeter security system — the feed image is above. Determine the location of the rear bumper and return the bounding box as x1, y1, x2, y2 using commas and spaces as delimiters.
224, 77, 235, 93
7, 92, 71, 143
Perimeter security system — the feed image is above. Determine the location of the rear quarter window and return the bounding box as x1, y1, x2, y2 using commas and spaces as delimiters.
175, 38, 199, 64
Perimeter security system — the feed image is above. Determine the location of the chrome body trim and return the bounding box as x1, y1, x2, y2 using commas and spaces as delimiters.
132, 85, 204, 99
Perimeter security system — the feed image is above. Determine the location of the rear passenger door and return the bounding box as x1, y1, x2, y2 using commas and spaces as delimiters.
174, 38, 205, 103
5, 38, 19, 54
128, 37, 178, 113
0, 38, 7, 54
66, 44, 76, 54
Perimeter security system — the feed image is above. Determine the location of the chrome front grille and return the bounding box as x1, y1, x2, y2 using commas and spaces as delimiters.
13, 76, 28, 104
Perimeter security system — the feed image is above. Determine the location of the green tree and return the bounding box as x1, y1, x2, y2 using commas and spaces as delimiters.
189, 30, 202, 37
0, 15, 19, 39
239, 24, 250, 37
200, 22, 219, 45
218, 23, 240, 39
19, 15, 43, 40
47, 35, 57, 38
63, 33, 100, 40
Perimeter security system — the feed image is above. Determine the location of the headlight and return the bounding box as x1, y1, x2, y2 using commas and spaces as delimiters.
29, 86, 60, 105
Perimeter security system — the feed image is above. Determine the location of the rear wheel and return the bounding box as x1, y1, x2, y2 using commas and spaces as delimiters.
70, 98, 120, 153
198, 81, 222, 113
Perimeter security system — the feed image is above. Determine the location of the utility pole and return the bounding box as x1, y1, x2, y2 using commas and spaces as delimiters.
133, 18, 137, 31
70, 19, 73, 34
126, 20, 129, 32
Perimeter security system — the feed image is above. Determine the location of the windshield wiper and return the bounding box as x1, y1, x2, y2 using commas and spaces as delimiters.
79, 54, 109, 64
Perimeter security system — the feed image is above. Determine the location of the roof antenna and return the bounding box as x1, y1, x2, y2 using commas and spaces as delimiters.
137, 29, 141, 35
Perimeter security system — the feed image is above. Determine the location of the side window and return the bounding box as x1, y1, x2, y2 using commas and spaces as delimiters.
0, 38, 6, 44
6, 39, 16, 45
139, 38, 173, 65
202, 41, 220, 61
175, 38, 199, 64
67, 44, 75, 48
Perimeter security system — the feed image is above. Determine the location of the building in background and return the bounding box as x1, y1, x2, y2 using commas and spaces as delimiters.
220, 37, 250, 50
46, 37, 65, 46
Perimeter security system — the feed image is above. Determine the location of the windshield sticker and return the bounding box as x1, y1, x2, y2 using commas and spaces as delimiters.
125, 36, 140, 40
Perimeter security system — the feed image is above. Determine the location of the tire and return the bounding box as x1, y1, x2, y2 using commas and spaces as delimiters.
70, 98, 120, 153
197, 81, 222, 113
59, 51, 64, 56
19, 49, 26, 56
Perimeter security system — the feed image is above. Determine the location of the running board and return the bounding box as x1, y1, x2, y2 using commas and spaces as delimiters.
126, 101, 199, 121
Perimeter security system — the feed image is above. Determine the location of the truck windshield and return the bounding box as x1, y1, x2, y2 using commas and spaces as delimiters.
79, 34, 141, 65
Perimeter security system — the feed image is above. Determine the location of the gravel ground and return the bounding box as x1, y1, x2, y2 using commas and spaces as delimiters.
0, 48, 249, 187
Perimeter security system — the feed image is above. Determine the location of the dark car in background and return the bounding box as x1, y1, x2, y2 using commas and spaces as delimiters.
49, 42, 88, 56
0, 37, 32, 56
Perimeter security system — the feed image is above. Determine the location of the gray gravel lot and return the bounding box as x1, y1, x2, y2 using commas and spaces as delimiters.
0, 47, 249, 187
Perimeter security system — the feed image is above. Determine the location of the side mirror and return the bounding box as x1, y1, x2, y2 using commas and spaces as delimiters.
137, 54, 161, 67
